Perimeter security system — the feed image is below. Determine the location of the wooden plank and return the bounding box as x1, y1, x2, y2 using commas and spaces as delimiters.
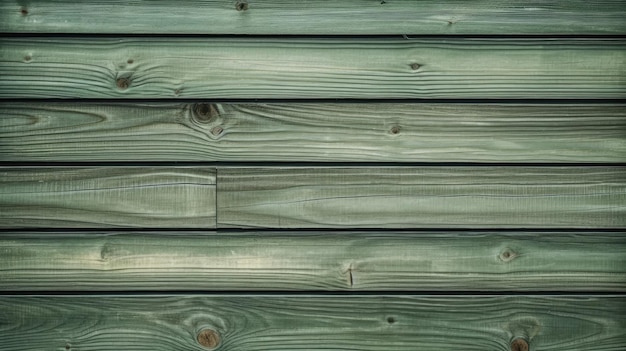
0, 168, 216, 228
0, 295, 624, 350
2, 38, 624, 99
2, 1, 625, 35
217, 167, 626, 228
0, 231, 624, 291
1, 102, 625, 163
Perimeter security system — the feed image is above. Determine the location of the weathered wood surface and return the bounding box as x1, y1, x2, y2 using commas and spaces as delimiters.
2, 38, 625, 99
218, 167, 626, 228
1, 295, 624, 351
2, 0, 625, 35
0, 168, 216, 228
1, 102, 625, 163
0, 231, 624, 291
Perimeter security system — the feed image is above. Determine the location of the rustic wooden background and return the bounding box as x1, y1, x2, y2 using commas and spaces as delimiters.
1, 1, 625, 350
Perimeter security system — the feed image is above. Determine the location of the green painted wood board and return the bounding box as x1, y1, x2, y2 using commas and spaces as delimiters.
2, 38, 625, 99
1, 102, 625, 163
1, 2, 624, 349
2, 0, 625, 34
0, 231, 624, 291
0, 168, 216, 228
0, 295, 624, 351
217, 167, 626, 228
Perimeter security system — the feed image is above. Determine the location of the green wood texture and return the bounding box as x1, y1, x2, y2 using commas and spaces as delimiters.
0, 232, 624, 291
1, 295, 624, 351
2, 38, 625, 99
1, 102, 625, 163
0, 168, 216, 228
218, 167, 626, 229
2, 0, 625, 34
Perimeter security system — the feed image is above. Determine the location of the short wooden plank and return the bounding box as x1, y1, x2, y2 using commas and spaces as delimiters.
0, 232, 624, 291
2, 0, 625, 34
0, 168, 216, 228
218, 167, 626, 228
2, 102, 625, 163
1, 295, 624, 351
2, 38, 624, 99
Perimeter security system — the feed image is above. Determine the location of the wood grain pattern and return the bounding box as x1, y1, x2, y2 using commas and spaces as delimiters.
2, 0, 625, 34
0, 231, 624, 291
1, 102, 625, 162
218, 167, 626, 228
2, 38, 625, 99
0, 168, 216, 228
1, 1, 623, 349
1, 295, 624, 351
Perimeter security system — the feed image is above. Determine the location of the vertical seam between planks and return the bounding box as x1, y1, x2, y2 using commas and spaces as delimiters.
215, 167, 219, 229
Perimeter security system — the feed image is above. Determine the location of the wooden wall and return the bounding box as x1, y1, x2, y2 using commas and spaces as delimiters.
1, 1, 625, 350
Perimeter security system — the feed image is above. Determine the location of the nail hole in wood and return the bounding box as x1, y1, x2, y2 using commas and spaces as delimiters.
116, 77, 130, 90
193, 103, 219, 123
65, 344, 71, 350
511, 338, 529, 351
24, 55, 31, 62
127, 59, 134, 64
410, 63, 421, 70
20, 8, 28, 16
387, 317, 395, 324
236, 1, 248, 11
390, 126, 400, 135
197, 329, 221, 349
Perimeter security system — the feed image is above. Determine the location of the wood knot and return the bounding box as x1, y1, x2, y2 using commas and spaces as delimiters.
390, 126, 400, 135
100, 243, 114, 261
511, 338, 529, 351
193, 103, 219, 123
410, 63, 421, 70
211, 126, 224, 136
235, 1, 248, 11
116, 77, 131, 90
197, 329, 221, 349
499, 248, 517, 262
127, 59, 134, 64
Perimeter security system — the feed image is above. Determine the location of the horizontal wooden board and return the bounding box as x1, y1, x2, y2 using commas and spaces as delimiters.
0, 168, 216, 228
218, 167, 626, 228
1, 295, 624, 351
1, 0, 625, 34
2, 38, 625, 99
0, 232, 624, 291
1, 102, 625, 163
